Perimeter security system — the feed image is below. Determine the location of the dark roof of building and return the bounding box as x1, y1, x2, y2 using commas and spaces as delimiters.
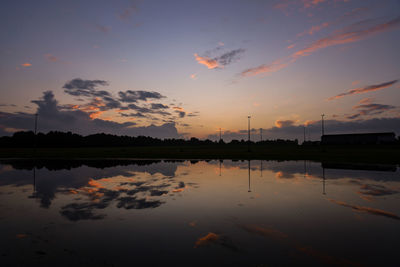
322, 132, 395, 137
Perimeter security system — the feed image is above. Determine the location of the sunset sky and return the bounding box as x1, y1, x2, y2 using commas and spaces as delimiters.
1, 0, 399, 140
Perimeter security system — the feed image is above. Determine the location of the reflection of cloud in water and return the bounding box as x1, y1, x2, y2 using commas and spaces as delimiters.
358, 184, 398, 196
275, 171, 295, 179
0, 160, 182, 208
211, 160, 399, 182
328, 199, 400, 220
239, 224, 288, 239
194, 232, 239, 252
61, 203, 106, 221
116, 197, 163, 209
59, 175, 192, 221
239, 224, 360, 266
172, 181, 186, 192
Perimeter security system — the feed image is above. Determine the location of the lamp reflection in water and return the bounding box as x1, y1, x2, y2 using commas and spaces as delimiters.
322, 167, 326, 195
248, 160, 251, 193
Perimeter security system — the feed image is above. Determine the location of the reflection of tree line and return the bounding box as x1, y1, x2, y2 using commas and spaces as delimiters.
0, 159, 187, 171
217, 160, 398, 197
2, 159, 399, 222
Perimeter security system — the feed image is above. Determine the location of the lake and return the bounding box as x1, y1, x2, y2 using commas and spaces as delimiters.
0, 159, 399, 266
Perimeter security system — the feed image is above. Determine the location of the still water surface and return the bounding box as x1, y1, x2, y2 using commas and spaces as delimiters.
0, 159, 399, 266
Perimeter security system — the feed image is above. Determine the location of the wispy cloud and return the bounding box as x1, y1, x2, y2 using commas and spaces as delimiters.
328, 80, 398, 100
274, 0, 327, 15
44, 54, 58, 62
21, 63, 32, 67
217, 49, 245, 66
358, 97, 373, 104
118, 4, 138, 21
194, 54, 219, 69
275, 119, 296, 128
298, 22, 330, 37
195, 48, 245, 69
328, 199, 400, 220
241, 59, 289, 77
346, 102, 396, 119
241, 16, 400, 77
302, 0, 325, 9
292, 16, 400, 59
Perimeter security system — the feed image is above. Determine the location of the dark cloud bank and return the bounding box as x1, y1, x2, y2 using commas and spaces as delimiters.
208, 118, 400, 141
0, 91, 179, 138
0, 78, 196, 138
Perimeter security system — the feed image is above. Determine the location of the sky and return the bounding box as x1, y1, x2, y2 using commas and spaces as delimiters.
0, 0, 399, 140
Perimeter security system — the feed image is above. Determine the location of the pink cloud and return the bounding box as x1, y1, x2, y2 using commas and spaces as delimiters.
328, 80, 398, 100
241, 16, 400, 77
194, 53, 219, 69
241, 59, 289, 77
302, 0, 325, 8
275, 119, 296, 128
328, 199, 400, 220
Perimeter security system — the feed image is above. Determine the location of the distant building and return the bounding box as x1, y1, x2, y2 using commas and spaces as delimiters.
321, 132, 396, 145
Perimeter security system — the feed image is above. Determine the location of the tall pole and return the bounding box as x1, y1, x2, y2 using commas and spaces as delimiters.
303, 125, 306, 143
260, 128, 262, 142
34, 113, 38, 135
321, 114, 325, 136
219, 128, 222, 142
34, 113, 38, 155
248, 116, 251, 152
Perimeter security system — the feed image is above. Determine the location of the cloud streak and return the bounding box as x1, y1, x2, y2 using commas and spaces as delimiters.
195, 48, 245, 69
347, 103, 396, 119
194, 54, 219, 69
241, 16, 400, 77
328, 80, 398, 100
328, 199, 400, 220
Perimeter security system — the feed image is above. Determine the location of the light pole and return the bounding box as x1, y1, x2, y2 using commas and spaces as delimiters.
34, 113, 38, 154
34, 113, 38, 135
260, 128, 262, 142
247, 115, 251, 152
321, 114, 325, 136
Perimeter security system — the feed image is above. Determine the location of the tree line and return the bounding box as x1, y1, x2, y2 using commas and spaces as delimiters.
0, 131, 299, 148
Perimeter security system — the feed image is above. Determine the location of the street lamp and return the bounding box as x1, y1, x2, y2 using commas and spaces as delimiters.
247, 115, 251, 152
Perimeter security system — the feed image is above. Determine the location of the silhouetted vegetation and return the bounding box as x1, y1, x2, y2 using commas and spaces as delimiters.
1, 131, 399, 164
0, 131, 298, 148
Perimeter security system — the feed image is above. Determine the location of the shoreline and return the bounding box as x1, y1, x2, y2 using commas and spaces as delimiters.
1, 145, 399, 164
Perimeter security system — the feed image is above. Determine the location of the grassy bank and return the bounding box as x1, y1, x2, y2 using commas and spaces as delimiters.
0, 145, 399, 164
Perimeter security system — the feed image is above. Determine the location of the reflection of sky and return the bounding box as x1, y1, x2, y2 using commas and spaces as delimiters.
0, 160, 399, 265
1, 0, 400, 139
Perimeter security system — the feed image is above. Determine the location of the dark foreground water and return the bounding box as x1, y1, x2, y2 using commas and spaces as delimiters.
0, 159, 399, 266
